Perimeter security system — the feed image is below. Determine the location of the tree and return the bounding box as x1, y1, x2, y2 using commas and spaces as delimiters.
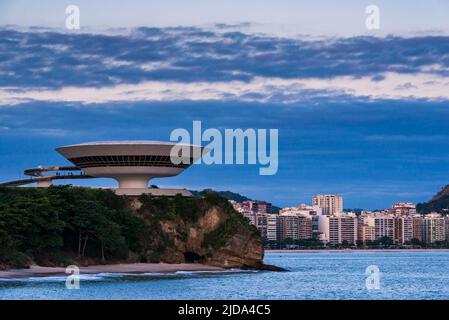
341, 240, 351, 248
66, 200, 100, 258
94, 209, 127, 262
378, 236, 393, 247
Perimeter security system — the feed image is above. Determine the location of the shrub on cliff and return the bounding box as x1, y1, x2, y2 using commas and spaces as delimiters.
0, 186, 146, 268
201, 190, 259, 249
0, 186, 264, 269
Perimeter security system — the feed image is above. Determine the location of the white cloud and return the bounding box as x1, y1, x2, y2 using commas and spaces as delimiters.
1, 72, 449, 105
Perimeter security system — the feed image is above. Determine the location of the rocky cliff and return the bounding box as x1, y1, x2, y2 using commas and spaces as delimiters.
0, 186, 279, 270
130, 192, 270, 269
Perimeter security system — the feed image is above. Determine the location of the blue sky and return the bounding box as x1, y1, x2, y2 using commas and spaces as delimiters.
1, 1, 449, 209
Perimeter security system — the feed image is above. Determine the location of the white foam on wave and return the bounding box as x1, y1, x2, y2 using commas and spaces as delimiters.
174, 268, 258, 276
0, 268, 258, 283
0, 274, 105, 283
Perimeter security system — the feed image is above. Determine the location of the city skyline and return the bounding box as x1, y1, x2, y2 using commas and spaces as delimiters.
232, 195, 447, 247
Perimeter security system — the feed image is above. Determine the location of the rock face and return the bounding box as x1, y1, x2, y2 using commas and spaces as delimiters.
206, 232, 264, 268
133, 193, 268, 269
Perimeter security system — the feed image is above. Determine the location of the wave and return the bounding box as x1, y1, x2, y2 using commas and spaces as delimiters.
0, 274, 105, 283
0, 268, 258, 283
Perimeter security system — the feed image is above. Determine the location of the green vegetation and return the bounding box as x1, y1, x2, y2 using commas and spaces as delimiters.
269, 238, 324, 249
265, 236, 449, 250
138, 193, 201, 223
191, 189, 281, 213
192, 189, 252, 203
417, 195, 449, 214
201, 190, 259, 249
0, 186, 146, 268
0, 186, 262, 269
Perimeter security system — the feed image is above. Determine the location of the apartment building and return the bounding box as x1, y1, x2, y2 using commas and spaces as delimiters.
266, 214, 279, 242
393, 216, 413, 244
312, 194, 343, 215
445, 216, 449, 242
412, 214, 423, 241
365, 214, 394, 240
391, 202, 417, 216
422, 213, 445, 244
254, 214, 268, 239
358, 222, 376, 243
278, 214, 313, 241
242, 200, 272, 215
326, 213, 358, 245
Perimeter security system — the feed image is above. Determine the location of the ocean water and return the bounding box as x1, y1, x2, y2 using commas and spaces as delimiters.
1, 251, 449, 300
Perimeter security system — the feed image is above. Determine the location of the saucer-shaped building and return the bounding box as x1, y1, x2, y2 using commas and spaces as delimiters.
56, 141, 204, 190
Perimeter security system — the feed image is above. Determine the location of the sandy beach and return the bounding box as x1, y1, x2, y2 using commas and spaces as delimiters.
0, 263, 224, 279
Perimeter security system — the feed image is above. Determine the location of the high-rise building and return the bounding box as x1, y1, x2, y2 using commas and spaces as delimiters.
357, 223, 376, 243
243, 200, 272, 215
422, 213, 445, 244
266, 214, 279, 242
361, 212, 420, 244
253, 201, 272, 215
280, 205, 322, 217
279, 214, 313, 241
391, 202, 417, 216
314, 215, 330, 242
254, 214, 268, 239
328, 216, 340, 244
326, 213, 357, 245
412, 214, 423, 241
365, 215, 394, 240
246, 214, 256, 225
393, 216, 413, 244
312, 194, 343, 215
298, 215, 313, 240
230, 200, 274, 237
340, 215, 358, 244
445, 216, 449, 242
279, 214, 299, 241
297, 203, 323, 215
230, 200, 256, 225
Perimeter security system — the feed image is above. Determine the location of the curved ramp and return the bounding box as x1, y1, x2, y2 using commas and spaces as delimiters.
0, 166, 94, 187
24, 166, 81, 177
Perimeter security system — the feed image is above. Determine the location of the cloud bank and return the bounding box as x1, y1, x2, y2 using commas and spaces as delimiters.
1, 26, 449, 105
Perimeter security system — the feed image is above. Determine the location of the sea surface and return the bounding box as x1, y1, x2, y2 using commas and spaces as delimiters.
1, 251, 449, 300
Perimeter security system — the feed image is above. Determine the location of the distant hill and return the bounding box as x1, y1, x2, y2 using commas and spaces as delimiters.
191, 189, 280, 213
417, 185, 449, 214
431, 184, 449, 201
417, 196, 449, 214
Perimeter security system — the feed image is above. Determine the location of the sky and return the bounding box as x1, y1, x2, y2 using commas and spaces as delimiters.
1, 1, 449, 209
